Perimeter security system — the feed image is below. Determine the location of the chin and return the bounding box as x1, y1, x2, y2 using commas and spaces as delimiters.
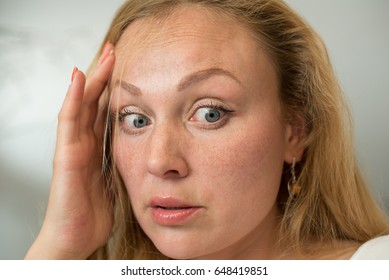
154, 242, 202, 260
150, 234, 211, 260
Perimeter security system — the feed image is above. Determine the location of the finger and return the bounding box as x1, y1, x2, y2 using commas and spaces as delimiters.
57, 69, 86, 146
80, 45, 115, 131
84, 43, 115, 105
94, 88, 110, 142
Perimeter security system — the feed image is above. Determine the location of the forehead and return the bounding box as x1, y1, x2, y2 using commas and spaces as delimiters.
116, 6, 253, 48
112, 5, 276, 87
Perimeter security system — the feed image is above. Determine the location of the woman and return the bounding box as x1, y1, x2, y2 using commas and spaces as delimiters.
26, 0, 389, 259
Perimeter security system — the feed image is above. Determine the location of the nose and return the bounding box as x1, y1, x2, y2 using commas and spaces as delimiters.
146, 122, 189, 179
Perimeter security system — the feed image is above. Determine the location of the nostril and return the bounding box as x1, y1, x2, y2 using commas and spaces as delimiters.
147, 157, 189, 179
146, 129, 189, 178
164, 170, 180, 176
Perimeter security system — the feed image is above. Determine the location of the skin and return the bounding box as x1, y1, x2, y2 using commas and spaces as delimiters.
111, 6, 303, 259
25, 5, 359, 260
25, 44, 116, 260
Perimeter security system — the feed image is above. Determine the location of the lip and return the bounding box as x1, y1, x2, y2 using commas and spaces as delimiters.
149, 197, 202, 226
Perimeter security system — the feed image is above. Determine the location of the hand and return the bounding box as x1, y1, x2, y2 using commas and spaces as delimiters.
25, 43, 115, 259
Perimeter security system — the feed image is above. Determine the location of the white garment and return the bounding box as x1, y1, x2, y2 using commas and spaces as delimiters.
350, 234, 389, 259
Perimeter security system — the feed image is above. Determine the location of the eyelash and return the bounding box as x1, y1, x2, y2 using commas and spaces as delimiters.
110, 108, 148, 135
191, 102, 234, 129
118, 108, 137, 122
110, 102, 234, 133
194, 101, 233, 112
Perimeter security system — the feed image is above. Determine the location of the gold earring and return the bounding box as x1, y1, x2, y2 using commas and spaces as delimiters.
287, 157, 301, 199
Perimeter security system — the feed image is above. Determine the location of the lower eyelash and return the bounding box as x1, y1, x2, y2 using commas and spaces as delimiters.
192, 104, 234, 130
110, 103, 234, 133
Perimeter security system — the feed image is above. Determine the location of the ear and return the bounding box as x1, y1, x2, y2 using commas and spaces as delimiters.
283, 114, 306, 164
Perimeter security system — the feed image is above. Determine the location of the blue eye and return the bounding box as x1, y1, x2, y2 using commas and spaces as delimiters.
197, 108, 221, 123
191, 105, 233, 126
190, 103, 234, 129
123, 113, 149, 128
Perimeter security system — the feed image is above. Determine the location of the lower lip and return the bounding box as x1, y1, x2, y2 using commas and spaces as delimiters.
150, 207, 201, 226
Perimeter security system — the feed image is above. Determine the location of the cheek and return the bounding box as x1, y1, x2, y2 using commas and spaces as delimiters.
112, 113, 286, 212
193, 119, 286, 235
197, 120, 286, 197
187, 116, 286, 248
112, 136, 146, 200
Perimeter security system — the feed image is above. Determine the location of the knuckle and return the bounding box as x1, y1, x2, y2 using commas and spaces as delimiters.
57, 109, 66, 121
58, 108, 73, 122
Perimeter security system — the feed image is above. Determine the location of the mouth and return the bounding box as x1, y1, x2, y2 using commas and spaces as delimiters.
149, 197, 202, 226
155, 206, 193, 210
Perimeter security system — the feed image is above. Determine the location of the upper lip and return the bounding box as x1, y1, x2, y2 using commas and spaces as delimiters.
149, 196, 200, 208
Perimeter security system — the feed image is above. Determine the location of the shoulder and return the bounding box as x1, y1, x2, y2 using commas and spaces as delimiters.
350, 235, 389, 260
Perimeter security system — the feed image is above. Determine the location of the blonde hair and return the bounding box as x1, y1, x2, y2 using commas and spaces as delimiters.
89, 0, 389, 259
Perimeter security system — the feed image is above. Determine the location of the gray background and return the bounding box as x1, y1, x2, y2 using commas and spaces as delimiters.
0, 0, 388, 259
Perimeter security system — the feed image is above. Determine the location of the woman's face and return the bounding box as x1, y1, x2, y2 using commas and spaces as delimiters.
111, 6, 299, 259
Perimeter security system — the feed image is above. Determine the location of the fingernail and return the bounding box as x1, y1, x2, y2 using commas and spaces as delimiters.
71, 66, 78, 82
99, 49, 114, 65
101, 41, 110, 55
99, 42, 111, 65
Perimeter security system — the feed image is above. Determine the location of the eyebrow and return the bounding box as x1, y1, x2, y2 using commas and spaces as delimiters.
112, 79, 142, 96
113, 67, 242, 95
177, 67, 242, 91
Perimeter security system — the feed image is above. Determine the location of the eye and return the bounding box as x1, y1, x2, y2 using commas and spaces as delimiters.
123, 113, 149, 128
116, 107, 151, 133
193, 107, 223, 123
190, 104, 234, 129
